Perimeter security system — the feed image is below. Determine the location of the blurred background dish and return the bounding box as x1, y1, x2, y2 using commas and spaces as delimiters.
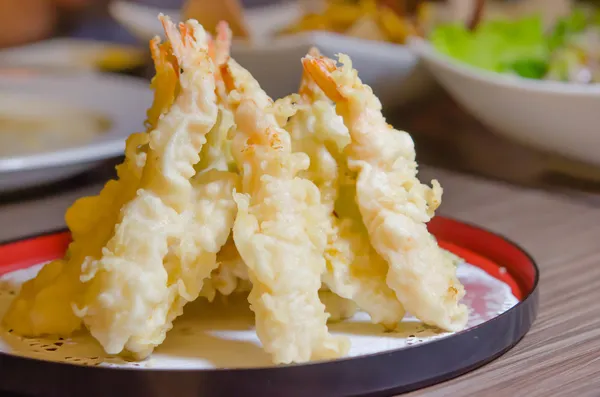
429, 4, 600, 84
109, 0, 437, 106
0, 94, 111, 157
0, 70, 151, 192
410, 35, 600, 167
274, 0, 430, 42
0, 38, 146, 73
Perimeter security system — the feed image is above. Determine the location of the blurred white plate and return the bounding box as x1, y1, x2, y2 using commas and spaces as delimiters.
0, 70, 151, 192
0, 38, 145, 72
410, 37, 600, 167
109, 0, 435, 107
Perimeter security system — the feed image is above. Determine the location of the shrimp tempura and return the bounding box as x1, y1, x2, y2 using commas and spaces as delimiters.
221, 59, 349, 364
287, 48, 405, 328
75, 16, 239, 358
2, 36, 178, 337
302, 53, 468, 331
193, 21, 247, 302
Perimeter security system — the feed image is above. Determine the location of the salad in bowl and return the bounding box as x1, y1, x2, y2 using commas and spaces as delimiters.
430, 5, 600, 84
410, 4, 600, 167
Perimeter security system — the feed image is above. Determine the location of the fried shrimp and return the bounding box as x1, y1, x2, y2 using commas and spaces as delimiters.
3, 15, 470, 365
193, 21, 247, 302
208, 20, 234, 105
291, 48, 347, 211
221, 59, 349, 364
287, 48, 405, 329
302, 53, 468, 332
194, 22, 237, 175
72, 16, 239, 359
2, 35, 178, 338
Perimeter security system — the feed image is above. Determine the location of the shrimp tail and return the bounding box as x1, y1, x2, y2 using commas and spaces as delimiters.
149, 36, 178, 75
301, 55, 345, 103
215, 21, 233, 65
160, 14, 208, 69
159, 15, 185, 58
207, 36, 216, 63
149, 36, 161, 63
298, 47, 327, 100
145, 36, 179, 130
219, 62, 236, 93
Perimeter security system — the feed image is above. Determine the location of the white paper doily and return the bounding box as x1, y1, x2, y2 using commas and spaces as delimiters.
0, 262, 518, 369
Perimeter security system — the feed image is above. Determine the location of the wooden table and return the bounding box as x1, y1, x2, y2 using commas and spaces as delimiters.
401, 166, 600, 397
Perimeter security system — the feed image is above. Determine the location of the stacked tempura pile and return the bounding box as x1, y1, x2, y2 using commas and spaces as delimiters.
3, 15, 467, 365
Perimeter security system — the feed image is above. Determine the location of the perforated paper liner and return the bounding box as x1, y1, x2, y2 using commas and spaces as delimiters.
0, 261, 518, 369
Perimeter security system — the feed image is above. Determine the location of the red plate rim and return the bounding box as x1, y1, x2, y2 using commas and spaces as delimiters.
0, 216, 537, 302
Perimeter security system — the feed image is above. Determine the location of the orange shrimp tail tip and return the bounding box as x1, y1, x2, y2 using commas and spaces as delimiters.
207, 38, 216, 62
157, 13, 172, 31
301, 56, 345, 102
216, 21, 232, 40
213, 21, 232, 65
160, 16, 201, 66
178, 22, 197, 48
220, 63, 236, 93
160, 15, 181, 46
149, 37, 161, 61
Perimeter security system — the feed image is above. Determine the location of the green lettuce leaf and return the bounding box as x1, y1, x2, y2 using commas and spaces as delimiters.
430, 15, 549, 77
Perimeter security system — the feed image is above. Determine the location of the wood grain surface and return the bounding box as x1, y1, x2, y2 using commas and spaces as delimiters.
401, 166, 600, 397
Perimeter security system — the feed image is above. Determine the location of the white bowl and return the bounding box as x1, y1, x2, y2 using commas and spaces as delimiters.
109, 0, 435, 107
410, 37, 600, 167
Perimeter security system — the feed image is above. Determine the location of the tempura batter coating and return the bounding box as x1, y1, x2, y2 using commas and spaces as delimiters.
75, 17, 238, 358
303, 53, 468, 332
4, 16, 468, 364
2, 35, 177, 337
222, 60, 349, 364
288, 49, 405, 328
